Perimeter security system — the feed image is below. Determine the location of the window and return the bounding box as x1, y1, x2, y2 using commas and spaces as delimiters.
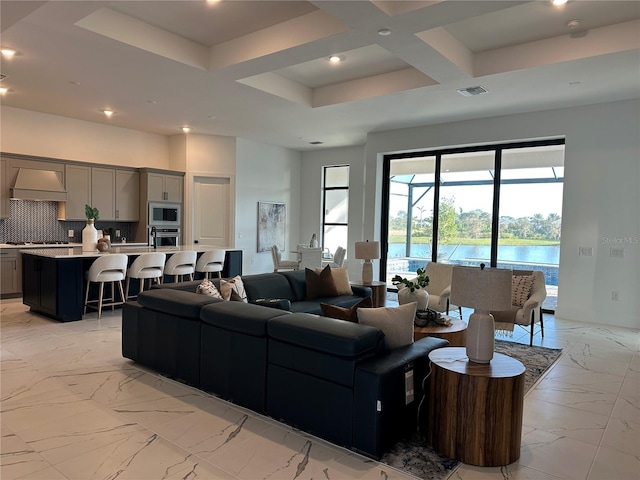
322, 165, 349, 255
382, 140, 564, 311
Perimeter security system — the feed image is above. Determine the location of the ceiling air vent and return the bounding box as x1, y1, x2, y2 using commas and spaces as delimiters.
309, 141, 324, 145
457, 85, 488, 97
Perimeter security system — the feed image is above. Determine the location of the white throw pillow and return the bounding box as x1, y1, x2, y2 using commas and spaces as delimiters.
220, 275, 248, 302
195, 279, 223, 299
357, 302, 416, 349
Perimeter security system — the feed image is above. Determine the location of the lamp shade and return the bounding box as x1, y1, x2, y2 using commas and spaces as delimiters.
354, 241, 380, 260
450, 266, 512, 312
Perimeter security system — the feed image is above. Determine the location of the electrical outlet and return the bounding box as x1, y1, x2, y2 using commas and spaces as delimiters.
612, 291, 619, 301
68, 229, 74, 237
578, 247, 593, 256
116, 230, 121, 238
610, 247, 624, 258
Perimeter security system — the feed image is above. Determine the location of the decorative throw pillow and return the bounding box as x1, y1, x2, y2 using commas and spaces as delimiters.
195, 279, 223, 299
315, 266, 353, 295
320, 297, 373, 322
220, 275, 248, 302
357, 302, 416, 349
512, 275, 535, 308
305, 265, 339, 299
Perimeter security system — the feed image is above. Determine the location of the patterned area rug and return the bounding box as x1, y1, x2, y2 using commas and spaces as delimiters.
380, 340, 563, 480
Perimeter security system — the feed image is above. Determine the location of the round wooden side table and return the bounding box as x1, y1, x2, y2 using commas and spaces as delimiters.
426, 347, 525, 467
414, 317, 467, 346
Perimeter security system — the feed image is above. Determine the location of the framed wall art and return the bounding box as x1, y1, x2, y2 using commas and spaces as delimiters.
257, 202, 286, 252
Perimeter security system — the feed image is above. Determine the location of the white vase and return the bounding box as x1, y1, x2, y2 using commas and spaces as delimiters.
397, 287, 429, 310
82, 219, 98, 252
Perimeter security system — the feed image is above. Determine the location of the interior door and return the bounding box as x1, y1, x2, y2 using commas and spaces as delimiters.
193, 176, 230, 247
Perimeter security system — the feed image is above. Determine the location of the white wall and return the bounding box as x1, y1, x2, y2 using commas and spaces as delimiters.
1, 106, 168, 167
301, 146, 365, 280
303, 100, 640, 329
236, 138, 302, 274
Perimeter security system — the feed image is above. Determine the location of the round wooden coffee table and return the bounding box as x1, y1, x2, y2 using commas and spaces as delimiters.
414, 317, 467, 346
426, 347, 525, 467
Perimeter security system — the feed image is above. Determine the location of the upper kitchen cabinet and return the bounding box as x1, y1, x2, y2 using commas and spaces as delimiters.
64, 164, 91, 220
62, 166, 139, 221
143, 169, 184, 203
115, 170, 139, 221
1, 158, 8, 218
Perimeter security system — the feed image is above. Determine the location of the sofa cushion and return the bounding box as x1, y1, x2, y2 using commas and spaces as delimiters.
137, 289, 222, 319
320, 296, 372, 322
200, 301, 289, 336
278, 270, 307, 301
242, 273, 296, 303
357, 302, 417, 349
305, 266, 338, 299
268, 313, 384, 358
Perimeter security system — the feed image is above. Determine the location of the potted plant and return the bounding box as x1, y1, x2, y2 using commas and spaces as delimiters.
392, 267, 430, 310
82, 204, 100, 252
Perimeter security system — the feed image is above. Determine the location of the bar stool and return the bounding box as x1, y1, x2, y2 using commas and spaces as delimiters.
163, 250, 197, 282
84, 254, 128, 319
125, 252, 166, 299
195, 249, 226, 279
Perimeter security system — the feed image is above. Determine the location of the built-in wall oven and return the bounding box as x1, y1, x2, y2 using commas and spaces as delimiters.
149, 202, 181, 227
149, 227, 180, 247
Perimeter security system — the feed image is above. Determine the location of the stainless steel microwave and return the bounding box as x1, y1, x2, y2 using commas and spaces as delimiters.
149, 202, 181, 226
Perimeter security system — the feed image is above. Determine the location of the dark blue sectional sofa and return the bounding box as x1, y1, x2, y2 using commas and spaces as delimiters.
121, 270, 447, 459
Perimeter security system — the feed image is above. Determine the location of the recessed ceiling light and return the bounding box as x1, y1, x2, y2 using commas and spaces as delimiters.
182, 127, 190, 133
68, 81, 81, 86
378, 28, 392, 36
102, 109, 114, 117
551, 0, 568, 5
146, 100, 157, 104
0, 87, 9, 94
1, 48, 16, 57
328, 55, 343, 63
566, 19, 581, 29
207, 115, 216, 120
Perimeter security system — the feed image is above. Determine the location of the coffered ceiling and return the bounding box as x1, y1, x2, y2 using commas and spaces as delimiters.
1, 1, 638, 150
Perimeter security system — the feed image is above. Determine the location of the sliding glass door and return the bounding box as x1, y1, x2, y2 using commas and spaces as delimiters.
382, 140, 564, 311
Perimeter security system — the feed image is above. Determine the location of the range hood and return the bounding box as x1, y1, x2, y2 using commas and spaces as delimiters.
11, 168, 68, 202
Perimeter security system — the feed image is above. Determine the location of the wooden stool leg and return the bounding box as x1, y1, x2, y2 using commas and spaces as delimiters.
117, 280, 125, 306
97, 282, 104, 319
84, 279, 91, 315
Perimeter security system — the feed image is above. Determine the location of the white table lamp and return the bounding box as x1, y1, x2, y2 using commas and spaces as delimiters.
450, 264, 512, 363
354, 240, 380, 285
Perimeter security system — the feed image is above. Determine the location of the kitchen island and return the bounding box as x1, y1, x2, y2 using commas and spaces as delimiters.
21, 245, 242, 322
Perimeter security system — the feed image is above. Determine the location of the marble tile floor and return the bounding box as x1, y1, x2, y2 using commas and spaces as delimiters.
1, 297, 638, 480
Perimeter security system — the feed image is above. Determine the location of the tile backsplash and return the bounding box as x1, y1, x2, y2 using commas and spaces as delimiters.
0, 200, 135, 243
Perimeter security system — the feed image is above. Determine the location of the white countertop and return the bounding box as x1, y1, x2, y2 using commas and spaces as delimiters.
18, 244, 240, 259
0, 242, 148, 250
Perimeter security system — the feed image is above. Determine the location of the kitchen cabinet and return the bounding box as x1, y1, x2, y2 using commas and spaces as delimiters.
22, 253, 84, 321
63, 167, 139, 221
0, 249, 19, 296
92, 167, 116, 220
115, 170, 139, 221
64, 164, 92, 220
0, 158, 8, 218
144, 170, 183, 203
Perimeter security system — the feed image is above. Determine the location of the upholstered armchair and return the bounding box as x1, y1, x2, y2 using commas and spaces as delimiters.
423, 262, 456, 314
491, 269, 547, 346
271, 245, 299, 272
330, 246, 346, 267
